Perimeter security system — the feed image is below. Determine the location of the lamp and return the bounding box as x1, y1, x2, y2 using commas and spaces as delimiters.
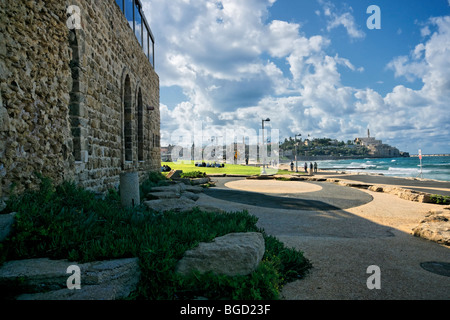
261, 118, 270, 175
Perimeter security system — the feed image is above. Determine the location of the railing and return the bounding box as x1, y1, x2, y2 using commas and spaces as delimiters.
115, 0, 155, 68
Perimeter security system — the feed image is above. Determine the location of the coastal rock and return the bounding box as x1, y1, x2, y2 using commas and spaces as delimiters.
412, 210, 450, 246
176, 232, 265, 277
368, 185, 384, 192
382, 186, 432, 203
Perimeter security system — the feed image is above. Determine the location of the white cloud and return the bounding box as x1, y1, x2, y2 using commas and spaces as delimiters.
360, 16, 450, 149
319, 1, 365, 39
142, 0, 449, 153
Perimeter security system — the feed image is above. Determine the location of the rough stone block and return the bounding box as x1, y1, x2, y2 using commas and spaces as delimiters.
167, 170, 182, 179
0, 257, 140, 300
176, 232, 265, 277
144, 196, 196, 213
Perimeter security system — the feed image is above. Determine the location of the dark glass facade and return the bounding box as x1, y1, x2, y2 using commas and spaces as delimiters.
116, 0, 155, 68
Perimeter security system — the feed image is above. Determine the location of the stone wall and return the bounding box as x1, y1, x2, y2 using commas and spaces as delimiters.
0, 0, 160, 198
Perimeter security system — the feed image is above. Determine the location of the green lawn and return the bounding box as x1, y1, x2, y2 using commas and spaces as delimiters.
162, 161, 293, 176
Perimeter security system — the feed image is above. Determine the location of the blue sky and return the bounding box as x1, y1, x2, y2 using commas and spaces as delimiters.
142, 0, 450, 154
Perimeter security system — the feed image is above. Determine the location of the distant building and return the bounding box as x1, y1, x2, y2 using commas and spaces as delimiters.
354, 129, 401, 158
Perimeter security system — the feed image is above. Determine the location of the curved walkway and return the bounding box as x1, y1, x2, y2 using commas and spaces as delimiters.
197, 176, 450, 300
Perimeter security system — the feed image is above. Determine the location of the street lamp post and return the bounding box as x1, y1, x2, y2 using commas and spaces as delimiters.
261, 118, 270, 175
295, 134, 301, 172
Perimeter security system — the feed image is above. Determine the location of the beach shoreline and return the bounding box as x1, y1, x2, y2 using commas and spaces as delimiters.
198, 173, 450, 299
277, 163, 450, 184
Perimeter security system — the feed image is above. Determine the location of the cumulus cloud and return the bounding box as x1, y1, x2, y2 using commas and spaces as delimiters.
142, 0, 449, 153
319, 1, 365, 39
363, 16, 450, 149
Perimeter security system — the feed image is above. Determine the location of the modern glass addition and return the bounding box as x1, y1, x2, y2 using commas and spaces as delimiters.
134, 4, 142, 46
116, 0, 155, 68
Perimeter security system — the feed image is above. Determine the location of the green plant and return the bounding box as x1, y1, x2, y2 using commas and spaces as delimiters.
1, 175, 312, 300
180, 171, 206, 178
430, 194, 450, 205
139, 171, 169, 200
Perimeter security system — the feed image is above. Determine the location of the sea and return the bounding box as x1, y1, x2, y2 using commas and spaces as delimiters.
312, 156, 450, 182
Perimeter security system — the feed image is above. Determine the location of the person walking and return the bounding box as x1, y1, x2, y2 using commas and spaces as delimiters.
310, 162, 313, 175
314, 162, 318, 173
304, 162, 308, 173
290, 161, 294, 171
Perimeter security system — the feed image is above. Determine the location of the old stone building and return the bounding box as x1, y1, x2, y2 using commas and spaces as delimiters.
0, 0, 160, 199
354, 130, 401, 158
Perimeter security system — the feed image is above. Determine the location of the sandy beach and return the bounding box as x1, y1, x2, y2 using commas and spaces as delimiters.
195, 170, 450, 299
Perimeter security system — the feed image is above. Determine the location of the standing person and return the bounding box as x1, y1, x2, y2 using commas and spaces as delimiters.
290, 161, 294, 171
310, 162, 313, 175
314, 162, 318, 173
304, 162, 308, 173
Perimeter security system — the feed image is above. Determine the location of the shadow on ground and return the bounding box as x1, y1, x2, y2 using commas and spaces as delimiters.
203, 178, 392, 239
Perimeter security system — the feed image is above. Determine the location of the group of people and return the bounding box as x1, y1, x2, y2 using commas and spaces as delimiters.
195, 161, 225, 168
290, 161, 318, 173
161, 164, 172, 172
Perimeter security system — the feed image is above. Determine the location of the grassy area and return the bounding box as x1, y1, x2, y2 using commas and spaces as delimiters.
0, 174, 312, 300
162, 161, 294, 176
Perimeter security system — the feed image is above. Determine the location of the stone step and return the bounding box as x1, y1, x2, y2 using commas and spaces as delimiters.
0, 257, 140, 300
0, 212, 16, 242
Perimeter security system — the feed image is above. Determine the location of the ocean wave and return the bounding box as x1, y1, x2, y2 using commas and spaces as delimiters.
388, 167, 431, 173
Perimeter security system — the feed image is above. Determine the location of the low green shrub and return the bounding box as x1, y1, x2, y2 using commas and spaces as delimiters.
180, 171, 206, 179
430, 194, 450, 205
139, 171, 169, 199
1, 175, 311, 300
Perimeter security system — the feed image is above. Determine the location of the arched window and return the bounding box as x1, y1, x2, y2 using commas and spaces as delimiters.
137, 89, 144, 161
69, 29, 83, 162
124, 75, 133, 162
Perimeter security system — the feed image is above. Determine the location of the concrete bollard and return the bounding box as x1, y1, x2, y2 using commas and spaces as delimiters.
120, 172, 140, 208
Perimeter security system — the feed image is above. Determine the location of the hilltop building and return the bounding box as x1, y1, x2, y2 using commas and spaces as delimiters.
354, 129, 402, 158
0, 0, 160, 198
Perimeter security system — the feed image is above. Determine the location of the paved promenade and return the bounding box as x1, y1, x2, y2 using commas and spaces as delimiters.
197, 175, 450, 300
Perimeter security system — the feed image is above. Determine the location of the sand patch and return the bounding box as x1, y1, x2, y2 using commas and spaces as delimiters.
224, 179, 322, 194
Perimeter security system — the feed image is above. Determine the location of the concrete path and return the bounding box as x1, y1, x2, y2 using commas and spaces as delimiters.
197, 176, 450, 300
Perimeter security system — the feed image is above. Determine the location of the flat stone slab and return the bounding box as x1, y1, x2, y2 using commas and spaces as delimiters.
183, 185, 204, 194
176, 232, 265, 277
147, 191, 181, 199
0, 257, 140, 300
0, 212, 16, 242
144, 196, 197, 213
